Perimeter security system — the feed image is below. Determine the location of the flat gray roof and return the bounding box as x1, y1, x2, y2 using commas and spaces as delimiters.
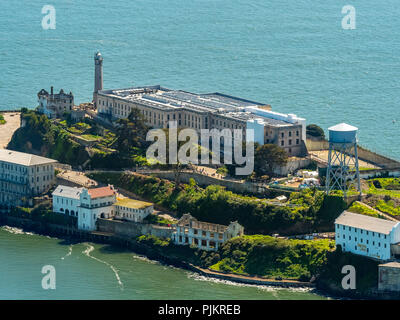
0, 149, 58, 167
335, 211, 398, 235
379, 261, 400, 268
52, 185, 83, 199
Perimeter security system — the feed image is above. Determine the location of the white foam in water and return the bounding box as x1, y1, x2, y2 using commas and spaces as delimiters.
132, 254, 159, 265
61, 245, 73, 260
82, 243, 124, 290
1, 226, 34, 236
186, 272, 314, 293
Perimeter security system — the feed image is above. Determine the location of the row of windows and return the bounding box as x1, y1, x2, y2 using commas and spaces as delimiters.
280, 139, 300, 147
337, 224, 386, 239
338, 233, 387, 248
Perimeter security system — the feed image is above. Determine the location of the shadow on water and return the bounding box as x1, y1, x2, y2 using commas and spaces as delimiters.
98, 244, 131, 255
57, 238, 85, 246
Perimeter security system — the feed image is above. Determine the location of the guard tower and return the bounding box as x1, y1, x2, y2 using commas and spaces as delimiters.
326, 123, 361, 197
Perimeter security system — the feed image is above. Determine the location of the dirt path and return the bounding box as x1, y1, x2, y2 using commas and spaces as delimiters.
0, 112, 21, 149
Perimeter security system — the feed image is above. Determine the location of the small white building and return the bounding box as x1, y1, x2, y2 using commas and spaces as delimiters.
52, 185, 83, 217
113, 198, 154, 223
172, 214, 244, 251
52, 184, 116, 231
78, 186, 116, 231
335, 211, 400, 261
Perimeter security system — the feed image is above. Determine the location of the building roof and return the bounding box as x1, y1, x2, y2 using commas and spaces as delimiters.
328, 123, 358, 132
0, 149, 58, 167
52, 185, 83, 199
176, 214, 239, 233
378, 261, 400, 268
114, 198, 153, 209
335, 211, 399, 235
88, 186, 116, 199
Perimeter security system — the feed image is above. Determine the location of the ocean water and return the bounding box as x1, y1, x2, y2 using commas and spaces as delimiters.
0, 0, 398, 299
0, 227, 326, 300
0, 0, 399, 160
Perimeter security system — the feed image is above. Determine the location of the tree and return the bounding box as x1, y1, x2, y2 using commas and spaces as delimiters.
114, 108, 149, 153
306, 124, 325, 139
254, 144, 288, 176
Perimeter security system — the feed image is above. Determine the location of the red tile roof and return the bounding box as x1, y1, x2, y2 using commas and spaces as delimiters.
88, 186, 115, 199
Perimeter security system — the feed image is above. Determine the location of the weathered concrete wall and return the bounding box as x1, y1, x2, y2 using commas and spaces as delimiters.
306, 138, 400, 169
379, 264, 400, 292
145, 170, 269, 195
97, 218, 174, 239
274, 157, 312, 176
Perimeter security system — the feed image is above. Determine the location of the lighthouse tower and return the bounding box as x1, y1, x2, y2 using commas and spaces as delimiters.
93, 52, 103, 108
325, 123, 361, 198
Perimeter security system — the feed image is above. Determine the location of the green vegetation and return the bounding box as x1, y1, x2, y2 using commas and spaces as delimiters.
0, 113, 5, 125
136, 234, 334, 281
87, 172, 346, 235
254, 143, 288, 177
347, 201, 386, 219
375, 199, 400, 216
7, 109, 150, 169
366, 178, 400, 198
216, 166, 228, 177
143, 214, 175, 226
306, 124, 325, 139
9, 202, 77, 227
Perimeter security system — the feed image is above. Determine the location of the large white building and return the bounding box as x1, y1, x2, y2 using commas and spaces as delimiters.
335, 211, 400, 261
93, 53, 307, 157
52, 185, 116, 231
173, 214, 244, 251
0, 149, 57, 207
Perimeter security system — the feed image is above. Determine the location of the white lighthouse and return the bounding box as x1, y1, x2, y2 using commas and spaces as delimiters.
93, 52, 103, 108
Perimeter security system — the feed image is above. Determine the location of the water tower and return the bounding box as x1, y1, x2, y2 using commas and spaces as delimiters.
325, 123, 361, 197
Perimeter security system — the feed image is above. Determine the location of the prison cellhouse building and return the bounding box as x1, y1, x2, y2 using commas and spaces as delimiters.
172, 214, 244, 251
0, 149, 57, 207
92, 52, 307, 157
335, 211, 400, 261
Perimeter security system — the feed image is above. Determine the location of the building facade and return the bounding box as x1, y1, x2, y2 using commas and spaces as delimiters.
52, 185, 116, 231
172, 214, 244, 251
52, 185, 83, 217
113, 198, 154, 223
92, 53, 306, 156
0, 149, 57, 207
78, 186, 116, 231
37, 86, 74, 119
335, 211, 400, 261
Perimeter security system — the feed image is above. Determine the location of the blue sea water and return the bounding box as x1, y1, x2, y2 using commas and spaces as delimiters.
0, 0, 399, 159
1, 0, 397, 300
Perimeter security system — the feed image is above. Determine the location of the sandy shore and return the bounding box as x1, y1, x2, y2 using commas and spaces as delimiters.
0, 112, 21, 149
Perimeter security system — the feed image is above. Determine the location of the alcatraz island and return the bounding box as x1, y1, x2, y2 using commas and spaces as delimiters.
1, 52, 400, 299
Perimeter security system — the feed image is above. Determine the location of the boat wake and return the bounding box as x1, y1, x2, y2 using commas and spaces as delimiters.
82, 243, 124, 290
